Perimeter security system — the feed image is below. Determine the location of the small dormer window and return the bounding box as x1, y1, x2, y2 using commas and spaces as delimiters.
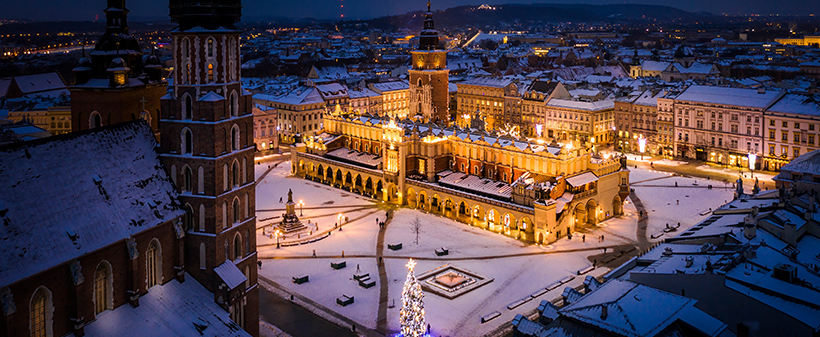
115, 73, 126, 86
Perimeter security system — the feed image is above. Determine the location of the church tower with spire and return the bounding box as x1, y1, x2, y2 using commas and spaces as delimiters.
409, 1, 450, 123
69, 0, 166, 137
159, 0, 258, 335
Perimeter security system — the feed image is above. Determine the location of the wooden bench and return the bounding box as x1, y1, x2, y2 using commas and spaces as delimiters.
331, 261, 347, 270
292, 275, 309, 284
388, 243, 402, 251
481, 311, 501, 323
336, 295, 354, 307
435, 247, 449, 256
358, 277, 376, 289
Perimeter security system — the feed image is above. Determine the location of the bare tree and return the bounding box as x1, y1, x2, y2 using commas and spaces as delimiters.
410, 216, 423, 245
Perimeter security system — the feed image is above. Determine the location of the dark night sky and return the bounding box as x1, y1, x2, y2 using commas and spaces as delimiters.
3, 0, 820, 22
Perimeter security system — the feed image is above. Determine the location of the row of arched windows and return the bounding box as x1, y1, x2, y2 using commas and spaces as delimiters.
178, 36, 238, 85
196, 230, 251, 271
27, 240, 162, 337
179, 123, 242, 156
171, 158, 248, 196
182, 193, 251, 233
179, 91, 240, 121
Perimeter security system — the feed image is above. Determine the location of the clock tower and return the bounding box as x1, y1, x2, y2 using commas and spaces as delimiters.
409, 1, 449, 124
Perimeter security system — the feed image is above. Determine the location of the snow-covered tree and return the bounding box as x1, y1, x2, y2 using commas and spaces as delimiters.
400, 258, 427, 337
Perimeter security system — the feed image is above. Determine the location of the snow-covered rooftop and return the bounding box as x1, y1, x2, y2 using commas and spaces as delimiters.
83, 275, 249, 337
675, 85, 784, 109
437, 170, 512, 200
768, 94, 820, 117
0, 121, 184, 288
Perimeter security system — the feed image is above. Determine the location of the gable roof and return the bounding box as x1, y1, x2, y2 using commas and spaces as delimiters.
12, 72, 66, 95
676, 85, 784, 109
0, 121, 184, 288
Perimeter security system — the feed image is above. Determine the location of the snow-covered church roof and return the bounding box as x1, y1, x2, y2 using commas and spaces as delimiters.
0, 121, 184, 288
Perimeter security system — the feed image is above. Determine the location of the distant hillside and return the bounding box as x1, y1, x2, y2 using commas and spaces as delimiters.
360, 3, 709, 31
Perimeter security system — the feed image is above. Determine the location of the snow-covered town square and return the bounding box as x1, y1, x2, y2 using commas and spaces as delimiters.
254, 160, 741, 337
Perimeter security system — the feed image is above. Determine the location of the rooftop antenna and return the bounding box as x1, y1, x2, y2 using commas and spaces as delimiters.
340, 0, 344, 21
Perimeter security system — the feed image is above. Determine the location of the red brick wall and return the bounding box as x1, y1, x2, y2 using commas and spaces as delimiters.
2, 219, 180, 337
71, 83, 167, 134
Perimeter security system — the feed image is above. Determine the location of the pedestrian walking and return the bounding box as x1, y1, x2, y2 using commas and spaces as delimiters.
379, 256, 383, 265
342, 250, 345, 258
675, 181, 678, 187
676, 199, 679, 205
376, 218, 379, 225
602, 235, 605, 241
582, 235, 586, 243
257, 261, 262, 269
356, 264, 360, 273
279, 197, 283, 203
312, 249, 316, 257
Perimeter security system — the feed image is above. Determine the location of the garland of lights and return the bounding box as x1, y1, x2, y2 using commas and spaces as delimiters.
400, 258, 428, 337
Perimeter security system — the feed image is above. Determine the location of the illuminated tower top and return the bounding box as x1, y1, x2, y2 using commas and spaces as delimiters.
169, 0, 242, 31
418, 0, 440, 50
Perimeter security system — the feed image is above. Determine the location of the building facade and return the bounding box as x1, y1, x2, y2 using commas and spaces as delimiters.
763, 93, 820, 171
294, 115, 630, 245
253, 103, 279, 153
673, 86, 783, 167
159, 0, 259, 334
544, 97, 615, 145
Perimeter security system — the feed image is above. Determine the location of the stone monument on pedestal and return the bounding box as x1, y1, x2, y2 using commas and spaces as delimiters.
278, 189, 306, 233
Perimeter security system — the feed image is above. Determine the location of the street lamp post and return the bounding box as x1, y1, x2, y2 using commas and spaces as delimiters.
748, 153, 757, 178
275, 229, 282, 249
638, 136, 647, 161
299, 200, 304, 216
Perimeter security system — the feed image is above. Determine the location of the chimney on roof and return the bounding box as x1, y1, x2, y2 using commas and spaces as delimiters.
600, 304, 608, 320
758, 88, 766, 94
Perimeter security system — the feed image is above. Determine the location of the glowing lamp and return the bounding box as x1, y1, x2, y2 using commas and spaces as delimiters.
748, 153, 756, 170
638, 137, 647, 153
535, 124, 543, 137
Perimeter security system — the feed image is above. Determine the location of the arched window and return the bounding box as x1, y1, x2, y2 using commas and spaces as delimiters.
244, 266, 250, 288
182, 38, 189, 59
208, 63, 214, 83
198, 166, 205, 193
181, 128, 193, 155
206, 38, 214, 57
232, 198, 240, 223
233, 233, 242, 261
224, 240, 229, 261
89, 111, 101, 129
223, 164, 229, 190
232, 160, 240, 188
146, 240, 161, 288
182, 166, 192, 192
242, 157, 247, 184
184, 204, 195, 231
231, 124, 240, 152
230, 91, 239, 117
222, 201, 227, 229
182, 94, 193, 120
94, 262, 112, 315
245, 228, 251, 254
199, 242, 206, 269
244, 193, 249, 219
199, 204, 206, 232
170, 165, 177, 186
30, 287, 53, 337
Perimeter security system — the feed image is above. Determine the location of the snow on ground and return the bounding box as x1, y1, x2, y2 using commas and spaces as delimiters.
256, 162, 383, 257
256, 163, 715, 336
630, 167, 735, 240
259, 257, 380, 329
384, 253, 595, 337
384, 209, 531, 257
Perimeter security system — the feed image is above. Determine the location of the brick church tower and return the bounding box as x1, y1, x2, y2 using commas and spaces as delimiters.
409, 1, 449, 123
70, 0, 167, 137
159, 1, 259, 335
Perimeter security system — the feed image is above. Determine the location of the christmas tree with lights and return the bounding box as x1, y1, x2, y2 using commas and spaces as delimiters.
400, 258, 427, 337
